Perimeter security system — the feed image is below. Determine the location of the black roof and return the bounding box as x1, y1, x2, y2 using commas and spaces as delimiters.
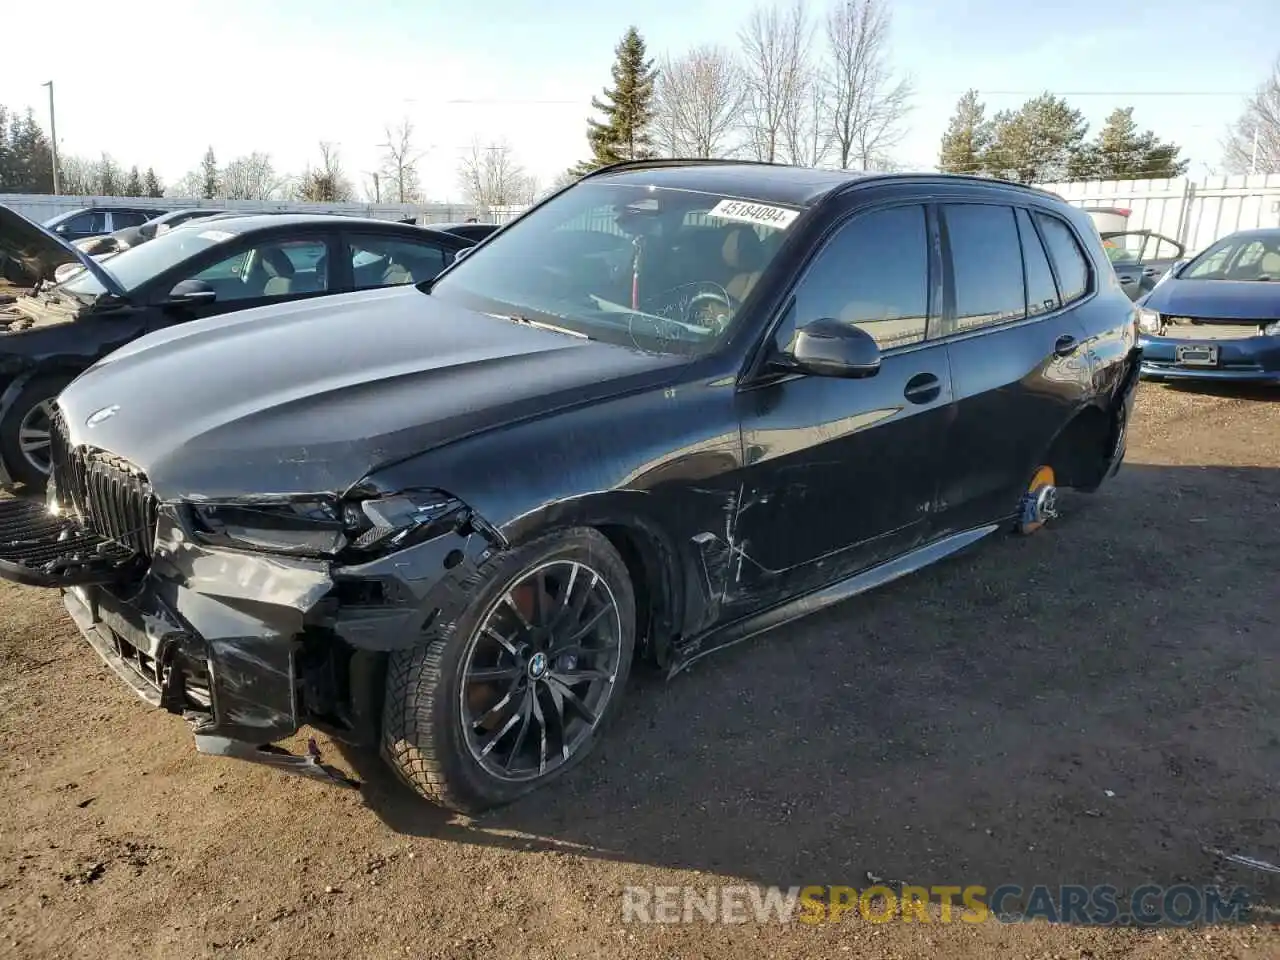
584, 158, 1063, 207
181, 213, 463, 238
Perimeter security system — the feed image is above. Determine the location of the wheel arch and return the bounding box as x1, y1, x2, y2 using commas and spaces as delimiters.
1035, 400, 1114, 492
501, 492, 687, 669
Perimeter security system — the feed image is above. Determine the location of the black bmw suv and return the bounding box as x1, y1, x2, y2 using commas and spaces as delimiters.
0, 160, 1140, 813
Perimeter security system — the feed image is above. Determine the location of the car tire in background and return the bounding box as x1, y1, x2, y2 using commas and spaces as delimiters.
381, 527, 636, 813
0, 375, 72, 491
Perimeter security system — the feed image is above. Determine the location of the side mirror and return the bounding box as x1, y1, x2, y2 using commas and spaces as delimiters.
167, 278, 217, 304
1167, 258, 1189, 279
54, 223, 69, 235
452, 246, 475, 262
777, 319, 882, 379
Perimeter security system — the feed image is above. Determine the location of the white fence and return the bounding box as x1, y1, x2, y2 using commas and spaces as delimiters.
0, 194, 496, 226
1039, 174, 1280, 255
434, 176, 1280, 252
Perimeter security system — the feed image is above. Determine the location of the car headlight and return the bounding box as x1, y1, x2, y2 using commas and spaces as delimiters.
342, 489, 464, 555
1264, 320, 1280, 337
189, 498, 348, 557
1136, 307, 1162, 334
187, 490, 466, 558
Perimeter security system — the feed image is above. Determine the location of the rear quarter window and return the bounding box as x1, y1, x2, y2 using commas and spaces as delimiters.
1035, 213, 1092, 304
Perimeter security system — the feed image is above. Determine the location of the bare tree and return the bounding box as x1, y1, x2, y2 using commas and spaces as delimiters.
221, 152, 285, 199
295, 142, 355, 202
379, 118, 424, 202
457, 140, 537, 210
166, 170, 204, 199
782, 72, 834, 167
1222, 58, 1280, 174
738, 0, 811, 163
825, 0, 913, 170
653, 45, 747, 158
57, 154, 98, 195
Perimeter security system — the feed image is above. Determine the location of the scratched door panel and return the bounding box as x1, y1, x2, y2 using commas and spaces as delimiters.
729, 203, 954, 609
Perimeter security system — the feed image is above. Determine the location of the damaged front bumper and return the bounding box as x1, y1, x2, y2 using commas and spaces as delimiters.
0, 494, 501, 785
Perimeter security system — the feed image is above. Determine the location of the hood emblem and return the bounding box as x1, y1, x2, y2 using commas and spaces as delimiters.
86, 405, 120, 428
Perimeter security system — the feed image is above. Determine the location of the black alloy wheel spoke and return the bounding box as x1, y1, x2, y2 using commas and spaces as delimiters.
461, 559, 621, 782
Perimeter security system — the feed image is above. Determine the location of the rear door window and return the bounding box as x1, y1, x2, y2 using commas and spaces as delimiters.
347, 235, 452, 289
941, 203, 1026, 333
1016, 208, 1061, 317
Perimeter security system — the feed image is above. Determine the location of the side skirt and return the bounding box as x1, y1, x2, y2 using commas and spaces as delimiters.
669, 523, 1001, 676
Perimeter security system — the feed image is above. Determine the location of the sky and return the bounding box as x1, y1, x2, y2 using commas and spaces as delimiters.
2, 0, 1278, 202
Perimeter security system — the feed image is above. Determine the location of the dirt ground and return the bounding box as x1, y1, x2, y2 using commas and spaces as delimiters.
1, 383, 1278, 959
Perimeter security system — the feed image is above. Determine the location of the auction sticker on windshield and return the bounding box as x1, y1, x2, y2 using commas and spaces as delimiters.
707, 199, 799, 230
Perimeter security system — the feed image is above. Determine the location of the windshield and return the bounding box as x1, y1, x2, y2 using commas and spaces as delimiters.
56, 224, 242, 299
428, 181, 798, 356
1180, 232, 1280, 282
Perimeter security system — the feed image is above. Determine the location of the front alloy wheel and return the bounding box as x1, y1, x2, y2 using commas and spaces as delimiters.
17, 399, 55, 477
461, 559, 624, 781
382, 527, 636, 813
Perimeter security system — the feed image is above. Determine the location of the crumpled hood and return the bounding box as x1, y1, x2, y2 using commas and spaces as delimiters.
1142, 276, 1280, 321
0, 204, 125, 295
57, 285, 682, 500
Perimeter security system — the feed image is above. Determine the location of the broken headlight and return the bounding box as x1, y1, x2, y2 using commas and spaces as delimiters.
1136, 307, 1162, 334
340, 490, 464, 556
189, 499, 347, 557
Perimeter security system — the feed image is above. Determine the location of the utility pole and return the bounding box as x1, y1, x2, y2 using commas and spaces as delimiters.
1250, 124, 1260, 176
40, 81, 60, 195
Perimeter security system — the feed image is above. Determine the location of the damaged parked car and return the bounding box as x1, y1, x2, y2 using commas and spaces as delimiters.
0, 160, 1141, 813
1136, 226, 1280, 383
0, 206, 476, 487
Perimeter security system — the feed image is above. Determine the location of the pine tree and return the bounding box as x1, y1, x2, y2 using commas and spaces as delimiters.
143, 167, 164, 198
983, 93, 1088, 184
124, 165, 143, 197
6, 110, 55, 193
572, 27, 657, 174
0, 106, 11, 190
200, 146, 220, 199
938, 90, 991, 175
1069, 107, 1188, 181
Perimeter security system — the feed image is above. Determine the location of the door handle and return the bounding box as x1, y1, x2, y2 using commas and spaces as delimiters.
903, 372, 941, 404
1054, 335, 1079, 357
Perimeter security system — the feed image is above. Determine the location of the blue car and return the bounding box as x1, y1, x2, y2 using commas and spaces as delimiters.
1136, 227, 1280, 383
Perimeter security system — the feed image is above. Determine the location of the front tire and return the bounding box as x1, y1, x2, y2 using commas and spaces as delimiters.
381, 527, 636, 813
0, 375, 72, 491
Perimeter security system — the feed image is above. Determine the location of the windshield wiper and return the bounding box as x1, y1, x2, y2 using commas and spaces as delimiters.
490, 313, 592, 340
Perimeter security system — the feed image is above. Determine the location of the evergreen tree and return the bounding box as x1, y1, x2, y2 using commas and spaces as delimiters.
0, 107, 11, 190
200, 146, 220, 199
938, 90, 991, 175
6, 110, 55, 193
143, 167, 164, 198
1069, 107, 1188, 181
572, 26, 657, 174
983, 93, 1088, 184
96, 153, 123, 196
124, 165, 143, 197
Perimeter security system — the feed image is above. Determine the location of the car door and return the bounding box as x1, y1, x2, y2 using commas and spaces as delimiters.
341, 232, 458, 290
1138, 232, 1185, 294
144, 232, 338, 329
108, 210, 151, 232
1101, 230, 1148, 299
52, 210, 108, 242
733, 201, 954, 603
936, 202, 1095, 532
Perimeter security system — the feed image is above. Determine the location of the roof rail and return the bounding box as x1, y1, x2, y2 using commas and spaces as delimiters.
577, 157, 799, 180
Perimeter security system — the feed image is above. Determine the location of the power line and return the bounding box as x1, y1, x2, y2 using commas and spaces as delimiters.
973, 90, 1249, 97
